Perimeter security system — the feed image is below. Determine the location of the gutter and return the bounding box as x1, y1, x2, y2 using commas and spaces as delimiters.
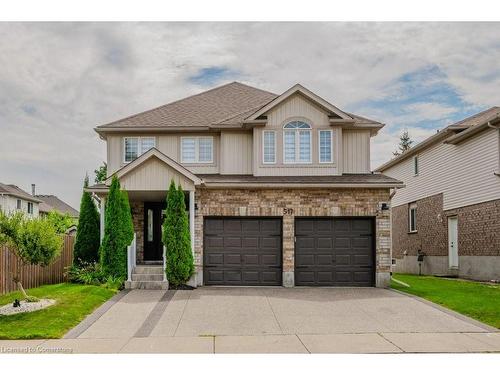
201, 182, 405, 189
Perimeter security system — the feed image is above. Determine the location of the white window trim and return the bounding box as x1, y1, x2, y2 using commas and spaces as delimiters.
409, 203, 417, 233
413, 155, 419, 176
283, 129, 312, 164
123, 137, 156, 163
262, 130, 276, 164
180, 136, 214, 164
318, 130, 334, 164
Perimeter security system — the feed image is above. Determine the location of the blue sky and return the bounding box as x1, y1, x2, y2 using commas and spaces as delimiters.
0, 22, 499, 208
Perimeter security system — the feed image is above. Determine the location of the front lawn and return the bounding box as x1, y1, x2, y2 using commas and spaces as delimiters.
391, 273, 500, 329
0, 283, 116, 339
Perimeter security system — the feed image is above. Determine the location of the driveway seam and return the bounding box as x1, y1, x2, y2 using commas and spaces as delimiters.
295, 334, 311, 353
63, 289, 130, 339
173, 291, 191, 337
262, 290, 284, 334
134, 290, 176, 338
377, 332, 405, 352
390, 288, 498, 332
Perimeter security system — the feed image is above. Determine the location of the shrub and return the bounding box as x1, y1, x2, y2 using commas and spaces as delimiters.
74, 176, 100, 264
100, 176, 134, 279
67, 261, 105, 285
162, 181, 194, 287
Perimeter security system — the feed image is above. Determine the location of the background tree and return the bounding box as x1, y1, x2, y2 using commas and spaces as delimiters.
100, 176, 133, 279
74, 175, 100, 264
0, 212, 62, 301
46, 210, 77, 234
393, 130, 414, 156
94, 162, 107, 184
162, 180, 194, 287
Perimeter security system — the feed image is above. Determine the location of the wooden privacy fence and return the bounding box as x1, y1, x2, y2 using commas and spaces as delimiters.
0, 235, 74, 295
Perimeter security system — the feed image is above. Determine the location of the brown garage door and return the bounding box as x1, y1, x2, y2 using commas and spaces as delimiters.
203, 217, 282, 286
295, 217, 375, 286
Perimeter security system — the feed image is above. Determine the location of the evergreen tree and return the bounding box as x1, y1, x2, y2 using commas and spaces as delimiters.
393, 130, 414, 156
162, 180, 194, 287
100, 176, 132, 278
74, 175, 100, 264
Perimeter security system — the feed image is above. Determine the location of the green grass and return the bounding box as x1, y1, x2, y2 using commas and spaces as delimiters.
391, 273, 500, 329
0, 283, 116, 339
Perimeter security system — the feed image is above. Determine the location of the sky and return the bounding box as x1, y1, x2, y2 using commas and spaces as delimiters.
1, 22, 499, 209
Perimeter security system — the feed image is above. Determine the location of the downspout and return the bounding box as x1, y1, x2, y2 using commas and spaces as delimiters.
487, 121, 500, 176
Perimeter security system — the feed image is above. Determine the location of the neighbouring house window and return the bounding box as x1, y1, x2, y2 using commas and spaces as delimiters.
409, 203, 417, 232
27, 202, 33, 215
413, 155, 419, 175
181, 137, 214, 163
263, 131, 276, 164
283, 121, 312, 163
16, 199, 21, 210
319, 130, 333, 163
124, 137, 156, 162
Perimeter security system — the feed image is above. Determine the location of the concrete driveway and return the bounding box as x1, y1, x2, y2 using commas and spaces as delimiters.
1, 287, 499, 353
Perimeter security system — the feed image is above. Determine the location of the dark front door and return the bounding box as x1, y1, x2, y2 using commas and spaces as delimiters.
203, 217, 282, 286
295, 217, 375, 286
144, 202, 165, 261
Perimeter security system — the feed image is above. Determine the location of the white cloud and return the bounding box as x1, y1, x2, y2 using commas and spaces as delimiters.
0, 22, 499, 207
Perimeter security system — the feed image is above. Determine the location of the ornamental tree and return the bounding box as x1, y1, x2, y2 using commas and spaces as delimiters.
0, 212, 62, 300
73, 175, 100, 264
162, 180, 194, 287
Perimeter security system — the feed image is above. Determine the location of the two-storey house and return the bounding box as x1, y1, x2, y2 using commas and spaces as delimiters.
88, 82, 403, 288
376, 108, 500, 281
0, 183, 41, 217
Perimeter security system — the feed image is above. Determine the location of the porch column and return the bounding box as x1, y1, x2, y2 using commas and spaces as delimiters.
189, 190, 195, 255
99, 196, 106, 244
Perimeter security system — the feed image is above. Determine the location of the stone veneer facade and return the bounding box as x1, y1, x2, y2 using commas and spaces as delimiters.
130, 201, 145, 262
193, 188, 392, 287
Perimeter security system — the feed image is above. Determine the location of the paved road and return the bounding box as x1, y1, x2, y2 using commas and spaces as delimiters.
1, 287, 499, 353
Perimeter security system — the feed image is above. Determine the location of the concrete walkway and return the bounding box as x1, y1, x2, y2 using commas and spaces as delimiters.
1, 287, 499, 353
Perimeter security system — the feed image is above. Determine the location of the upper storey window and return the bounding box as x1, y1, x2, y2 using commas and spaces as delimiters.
124, 137, 155, 163
283, 121, 312, 163
181, 136, 214, 163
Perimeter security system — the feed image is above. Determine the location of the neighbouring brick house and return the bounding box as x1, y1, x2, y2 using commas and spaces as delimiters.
376, 108, 500, 281
87, 82, 402, 289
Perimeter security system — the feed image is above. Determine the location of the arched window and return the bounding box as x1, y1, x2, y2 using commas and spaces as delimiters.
283, 121, 312, 163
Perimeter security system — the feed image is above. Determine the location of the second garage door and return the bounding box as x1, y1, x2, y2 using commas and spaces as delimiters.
204, 217, 282, 286
295, 217, 375, 286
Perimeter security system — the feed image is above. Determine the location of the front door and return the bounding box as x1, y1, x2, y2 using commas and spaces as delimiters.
144, 202, 164, 261
448, 216, 458, 269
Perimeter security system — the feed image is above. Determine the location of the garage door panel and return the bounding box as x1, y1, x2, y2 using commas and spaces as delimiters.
317, 238, 333, 249
317, 254, 334, 265
206, 253, 224, 265
295, 218, 374, 287
204, 218, 282, 286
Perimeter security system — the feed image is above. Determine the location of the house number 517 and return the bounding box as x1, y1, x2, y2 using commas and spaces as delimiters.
283, 208, 294, 215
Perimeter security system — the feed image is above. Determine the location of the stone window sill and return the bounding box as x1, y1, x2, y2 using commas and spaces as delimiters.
408, 230, 418, 234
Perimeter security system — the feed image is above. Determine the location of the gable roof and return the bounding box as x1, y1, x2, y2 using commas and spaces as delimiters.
244, 83, 352, 121
36, 195, 79, 218
106, 147, 202, 186
0, 183, 42, 203
95, 81, 383, 134
375, 106, 500, 172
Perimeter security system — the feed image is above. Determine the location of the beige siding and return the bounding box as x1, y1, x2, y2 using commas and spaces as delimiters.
107, 133, 220, 175
220, 131, 253, 174
120, 157, 195, 191
384, 127, 500, 210
343, 130, 371, 173
253, 93, 341, 176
